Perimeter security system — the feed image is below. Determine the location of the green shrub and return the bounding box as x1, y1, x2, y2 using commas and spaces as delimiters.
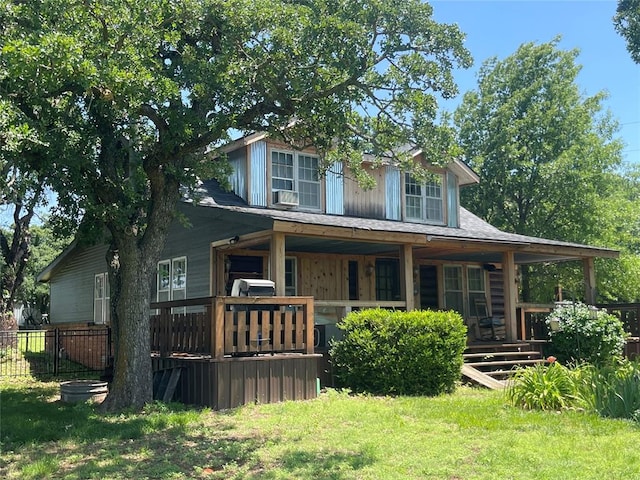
506, 362, 583, 411
546, 303, 626, 366
575, 361, 640, 420
329, 308, 466, 396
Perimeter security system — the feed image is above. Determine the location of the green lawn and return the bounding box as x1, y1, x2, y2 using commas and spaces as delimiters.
1, 378, 639, 479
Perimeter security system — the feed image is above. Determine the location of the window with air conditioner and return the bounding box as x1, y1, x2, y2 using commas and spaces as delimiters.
271, 149, 320, 209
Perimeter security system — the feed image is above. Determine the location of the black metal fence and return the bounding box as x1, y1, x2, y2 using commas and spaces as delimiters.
0, 327, 111, 379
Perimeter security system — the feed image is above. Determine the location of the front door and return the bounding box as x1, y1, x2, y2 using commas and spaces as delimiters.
419, 265, 439, 310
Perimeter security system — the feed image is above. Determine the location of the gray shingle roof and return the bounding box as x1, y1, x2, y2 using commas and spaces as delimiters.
191, 179, 617, 256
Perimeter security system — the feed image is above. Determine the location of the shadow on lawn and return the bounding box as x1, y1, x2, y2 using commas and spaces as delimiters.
2, 384, 377, 479
1, 383, 269, 478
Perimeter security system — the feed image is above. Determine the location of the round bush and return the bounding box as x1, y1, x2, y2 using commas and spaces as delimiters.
329, 308, 466, 396
546, 303, 626, 366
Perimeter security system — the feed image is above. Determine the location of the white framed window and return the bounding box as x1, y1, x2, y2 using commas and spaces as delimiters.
271, 149, 321, 209
404, 173, 444, 223
285, 257, 297, 296
467, 266, 487, 317
443, 265, 488, 318
443, 265, 464, 314
157, 260, 171, 302
157, 257, 187, 312
94, 272, 110, 324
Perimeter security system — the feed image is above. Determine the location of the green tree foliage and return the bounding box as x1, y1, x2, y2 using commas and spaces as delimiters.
0, 0, 471, 410
0, 173, 47, 330
615, 0, 640, 63
453, 38, 628, 301
330, 309, 467, 396
18, 221, 72, 312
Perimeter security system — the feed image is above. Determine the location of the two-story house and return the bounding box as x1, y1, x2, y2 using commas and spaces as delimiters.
39, 133, 617, 376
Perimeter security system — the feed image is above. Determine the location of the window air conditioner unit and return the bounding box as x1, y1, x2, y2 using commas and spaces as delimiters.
274, 190, 299, 207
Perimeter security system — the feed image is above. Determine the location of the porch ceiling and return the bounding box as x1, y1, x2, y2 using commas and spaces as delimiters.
240, 235, 585, 265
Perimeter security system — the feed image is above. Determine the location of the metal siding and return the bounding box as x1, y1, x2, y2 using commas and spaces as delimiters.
343, 166, 386, 218
325, 162, 344, 215
228, 148, 247, 201
250, 140, 267, 206
447, 172, 459, 228
385, 166, 401, 220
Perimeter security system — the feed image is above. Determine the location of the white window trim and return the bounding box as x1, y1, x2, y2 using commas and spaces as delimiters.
404, 172, 445, 225
157, 260, 171, 297
93, 272, 110, 325
270, 148, 322, 211
157, 256, 188, 313
443, 264, 488, 318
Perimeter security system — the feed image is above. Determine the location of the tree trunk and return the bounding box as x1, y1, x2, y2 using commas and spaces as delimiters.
99, 175, 179, 412
0, 201, 35, 323
100, 237, 154, 412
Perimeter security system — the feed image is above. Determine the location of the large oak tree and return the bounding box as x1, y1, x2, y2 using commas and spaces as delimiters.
615, 0, 640, 63
453, 38, 625, 302
1, 0, 471, 410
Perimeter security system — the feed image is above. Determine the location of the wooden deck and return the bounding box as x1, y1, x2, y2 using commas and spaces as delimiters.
149, 296, 319, 409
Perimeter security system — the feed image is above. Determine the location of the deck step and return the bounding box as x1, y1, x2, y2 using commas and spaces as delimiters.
463, 342, 547, 386
465, 342, 532, 352
466, 358, 545, 368
463, 351, 541, 360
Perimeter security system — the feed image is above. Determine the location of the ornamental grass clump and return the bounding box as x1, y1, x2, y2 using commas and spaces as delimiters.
330, 308, 466, 396
506, 360, 583, 411
575, 361, 640, 421
546, 302, 626, 366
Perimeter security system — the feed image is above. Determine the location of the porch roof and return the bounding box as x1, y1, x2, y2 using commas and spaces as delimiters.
192, 180, 618, 265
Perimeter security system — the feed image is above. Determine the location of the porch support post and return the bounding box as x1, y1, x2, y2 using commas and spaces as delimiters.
271, 232, 286, 296
215, 249, 226, 296
583, 257, 596, 305
400, 244, 415, 311
502, 251, 518, 342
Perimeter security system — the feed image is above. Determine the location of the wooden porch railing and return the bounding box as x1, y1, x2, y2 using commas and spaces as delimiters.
150, 296, 315, 359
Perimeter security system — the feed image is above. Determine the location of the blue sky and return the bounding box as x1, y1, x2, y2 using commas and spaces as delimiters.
430, 0, 640, 165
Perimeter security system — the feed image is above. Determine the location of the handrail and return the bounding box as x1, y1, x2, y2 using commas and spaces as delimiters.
150, 296, 315, 359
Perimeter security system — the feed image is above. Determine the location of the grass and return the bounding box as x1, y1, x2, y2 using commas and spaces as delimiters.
2, 378, 640, 479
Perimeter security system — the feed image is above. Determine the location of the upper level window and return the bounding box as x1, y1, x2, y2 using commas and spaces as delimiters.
271, 149, 320, 209
405, 173, 444, 223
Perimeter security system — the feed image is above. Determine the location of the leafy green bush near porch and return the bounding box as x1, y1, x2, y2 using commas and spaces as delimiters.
576, 361, 640, 420
507, 359, 640, 422
330, 308, 466, 396
546, 302, 626, 366
506, 361, 585, 411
